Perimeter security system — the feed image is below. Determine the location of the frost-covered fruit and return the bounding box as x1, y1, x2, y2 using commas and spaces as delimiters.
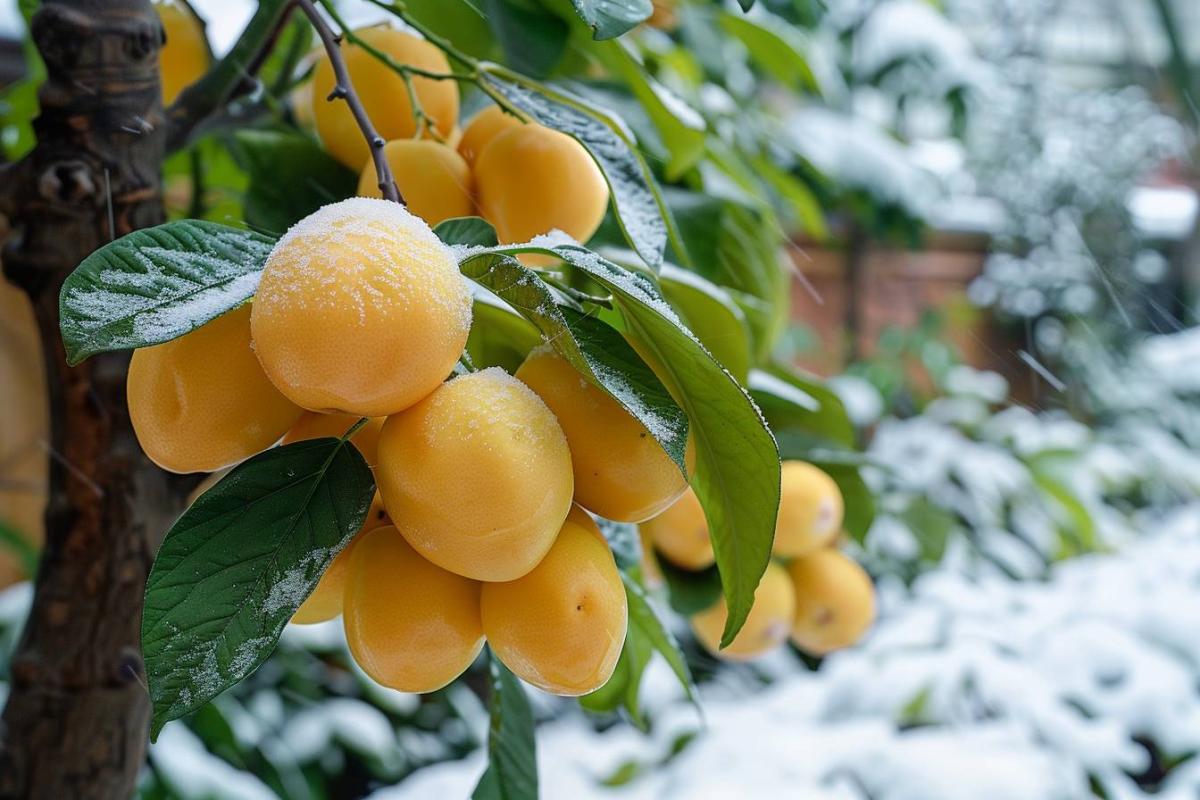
313, 27, 458, 169
772, 461, 844, 558
516, 348, 689, 523
691, 562, 795, 661
283, 413, 385, 467
475, 125, 609, 248
640, 487, 714, 570
291, 493, 390, 625
376, 368, 573, 581
481, 511, 626, 695
788, 548, 876, 655
251, 198, 471, 417
343, 526, 483, 691
457, 105, 524, 165
357, 140, 475, 226
156, 0, 210, 106
128, 305, 303, 474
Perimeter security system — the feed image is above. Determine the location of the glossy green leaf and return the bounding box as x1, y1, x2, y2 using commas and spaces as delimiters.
436, 216, 501, 248
623, 573, 697, 703
750, 367, 855, 449
659, 559, 723, 616
459, 251, 689, 472
484, 0, 570, 77
473, 656, 538, 800
58, 220, 275, 365
403, 0, 496, 59
659, 264, 752, 380
478, 65, 675, 269
567, 0, 653, 39
142, 438, 375, 739
234, 129, 358, 236
720, 12, 818, 92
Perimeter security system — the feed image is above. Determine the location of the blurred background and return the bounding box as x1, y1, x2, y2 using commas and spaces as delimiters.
2, 0, 1200, 798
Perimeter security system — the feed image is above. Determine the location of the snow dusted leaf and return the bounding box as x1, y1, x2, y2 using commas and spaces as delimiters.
622, 572, 697, 704
459, 251, 688, 472
478, 65, 672, 269
567, 0, 653, 40
473, 655, 537, 800
142, 438, 374, 739
464, 241, 779, 647
59, 220, 275, 365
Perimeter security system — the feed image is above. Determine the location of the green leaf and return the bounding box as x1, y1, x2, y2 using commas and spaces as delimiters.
659, 264, 752, 381
751, 367, 855, 449
142, 438, 375, 739
459, 251, 689, 472
484, 0, 570, 77
720, 13, 819, 93
473, 656, 538, 800
808, 458, 875, 543
623, 573, 697, 704
478, 65, 675, 269
403, 0, 496, 60
658, 559, 723, 616
567, 0, 653, 39
234, 129, 358, 236
59, 220, 275, 365
470, 241, 779, 645
593, 41, 706, 180
435, 216, 501, 248
737, 0, 756, 10
467, 294, 542, 372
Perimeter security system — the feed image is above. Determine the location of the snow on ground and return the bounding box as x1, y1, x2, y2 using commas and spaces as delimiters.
381, 506, 1200, 800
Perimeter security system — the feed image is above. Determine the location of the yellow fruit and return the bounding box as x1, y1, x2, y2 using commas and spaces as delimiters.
313, 27, 458, 170
343, 526, 483, 691
251, 198, 471, 417
516, 348, 688, 523
691, 562, 794, 661
156, 0, 211, 106
772, 461, 844, 558
481, 514, 626, 695
357, 140, 474, 226
475, 125, 609, 248
640, 487, 713, 570
377, 368, 573, 581
788, 548, 876, 656
127, 305, 303, 473
0, 279, 48, 586
292, 493, 390, 624
647, 0, 679, 30
457, 105, 524, 165
283, 413, 385, 467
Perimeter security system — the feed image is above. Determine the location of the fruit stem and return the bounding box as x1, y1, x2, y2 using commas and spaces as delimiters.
295, 0, 404, 205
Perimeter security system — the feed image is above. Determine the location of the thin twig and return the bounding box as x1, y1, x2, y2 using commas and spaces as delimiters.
295, 0, 402, 204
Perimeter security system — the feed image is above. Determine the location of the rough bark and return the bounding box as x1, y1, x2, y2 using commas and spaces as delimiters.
0, 2, 185, 797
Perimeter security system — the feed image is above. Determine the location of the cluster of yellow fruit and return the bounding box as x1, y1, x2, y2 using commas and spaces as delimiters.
154, 0, 211, 106
127, 194, 694, 697
643, 462, 877, 661
309, 26, 610, 248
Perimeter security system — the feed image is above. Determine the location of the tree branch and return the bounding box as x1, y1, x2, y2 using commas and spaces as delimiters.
295, 0, 401, 204
164, 0, 294, 152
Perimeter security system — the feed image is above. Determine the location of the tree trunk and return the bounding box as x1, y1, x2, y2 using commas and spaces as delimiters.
0, 2, 184, 796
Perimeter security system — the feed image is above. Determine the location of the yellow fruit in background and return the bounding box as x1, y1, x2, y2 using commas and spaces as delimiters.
457, 105, 524, 165
516, 348, 688, 523
788, 548, 876, 656
0, 279, 48, 587
475, 125, 609, 247
251, 198, 471, 417
647, 0, 679, 31
691, 562, 794, 661
283, 413, 385, 467
312, 27, 458, 170
127, 305, 303, 474
481, 513, 626, 695
292, 493, 389, 625
357, 140, 474, 226
376, 368, 573, 582
156, 0, 211, 106
640, 487, 713, 570
772, 461, 844, 558
343, 526, 483, 691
